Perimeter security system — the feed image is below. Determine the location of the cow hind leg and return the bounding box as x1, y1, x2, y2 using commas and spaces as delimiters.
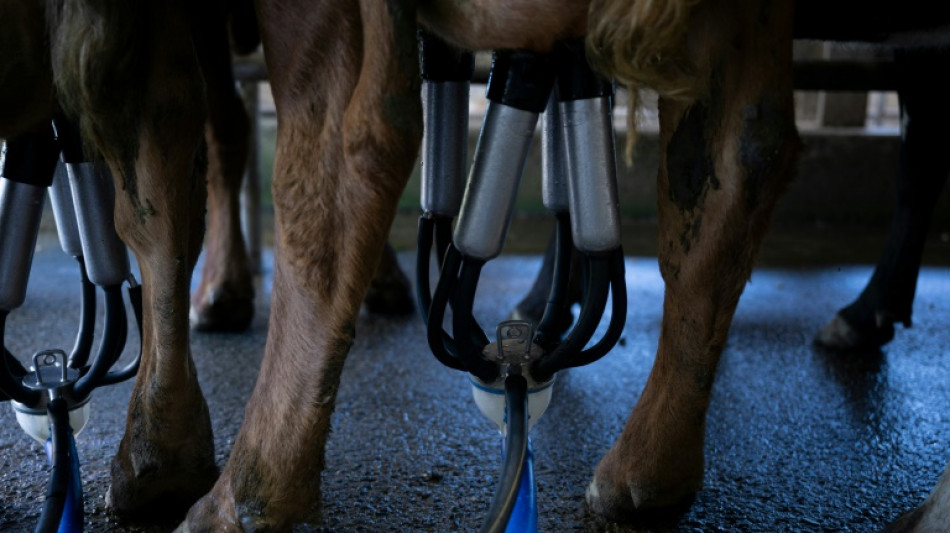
815, 48, 950, 351
190, 0, 412, 326
363, 242, 415, 316
190, 104, 255, 333
104, 30, 220, 520
586, 0, 799, 521
189, 0, 256, 333
48, 0, 220, 517
180, 1, 422, 529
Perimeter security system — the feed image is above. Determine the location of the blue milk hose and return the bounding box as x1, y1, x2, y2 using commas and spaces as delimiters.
43, 435, 83, 533
505, 442, 537, 533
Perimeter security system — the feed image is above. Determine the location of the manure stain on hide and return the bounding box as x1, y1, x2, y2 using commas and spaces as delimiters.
667, 101, 717, 255
679, 214, 703, 254
667, 102, 715, 214
137, 198, 156, 220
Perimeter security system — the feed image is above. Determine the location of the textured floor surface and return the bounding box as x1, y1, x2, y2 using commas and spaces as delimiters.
2, 243, 949, 532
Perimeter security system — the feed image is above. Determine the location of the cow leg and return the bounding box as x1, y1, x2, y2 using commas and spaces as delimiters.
107, 110, 219, 514
363, 242, 415, 316
815, 49, 950, 351
181, 1, 421, 529
45, 2, 219, 515
883, 460, 950, 533
188, 0, 413, 329
586, 0, 799, 520
103, 35, 219, 519
190, 0, 256, 333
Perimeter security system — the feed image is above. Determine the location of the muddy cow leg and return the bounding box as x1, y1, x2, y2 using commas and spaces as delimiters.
816, 48, 950, 351
105, 21, 220, 517
190, 0, 256, 333
47, 1, 219, 515
586, 0, 799, 520
106, 108, 219, 513
181, 1, 421, 529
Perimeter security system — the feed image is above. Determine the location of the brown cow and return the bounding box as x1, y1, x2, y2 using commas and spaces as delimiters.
3, 0, 418, 516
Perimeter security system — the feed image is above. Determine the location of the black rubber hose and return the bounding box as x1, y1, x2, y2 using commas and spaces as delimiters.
34, 398, 72, 533
67, 258, 96, 369
419, 30, 475, 83
532, 256, 610, 381
535, 214, 573, 347
2, 125, 60, 187
479, 374, 529, 533
435, 217, 453, 270
453, 256, 490, 347
417, 216, 462, 326
72, 285, 124, 400
1, 346, 28, 404
562, 250, 627, 368
416, 215, 435, 323
99, 283, 144, 385
0, 312, 40, 405
427, 246, 466, 371
452, 259, 496, 382
579, 248, 591, 303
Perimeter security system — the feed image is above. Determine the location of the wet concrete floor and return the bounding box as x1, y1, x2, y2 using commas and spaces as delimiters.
2, 240, 950, 532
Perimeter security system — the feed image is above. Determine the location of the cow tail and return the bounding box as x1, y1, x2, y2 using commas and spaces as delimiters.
586, 0, 704, 163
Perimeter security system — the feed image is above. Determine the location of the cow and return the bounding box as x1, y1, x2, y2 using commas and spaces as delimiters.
2, 0, 949, 530
813, 48, 950, 353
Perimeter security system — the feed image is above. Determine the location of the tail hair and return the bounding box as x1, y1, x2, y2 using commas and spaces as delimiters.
586, 0, 703, 161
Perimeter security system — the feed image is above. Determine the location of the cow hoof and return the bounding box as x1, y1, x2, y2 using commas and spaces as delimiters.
364, 271, 414, 316
191, 286, 254, 332
585, 442, 703, 526
814, 312, 895, 351
585, 470, 698, 526
107, 453, 218, 519
107, 399, 219, 519
179, 490, 315, 533
177, 493, 243, 532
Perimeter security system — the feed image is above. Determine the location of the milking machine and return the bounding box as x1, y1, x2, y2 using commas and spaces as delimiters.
1, 119, 143, 533
417, 34, 627, 532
